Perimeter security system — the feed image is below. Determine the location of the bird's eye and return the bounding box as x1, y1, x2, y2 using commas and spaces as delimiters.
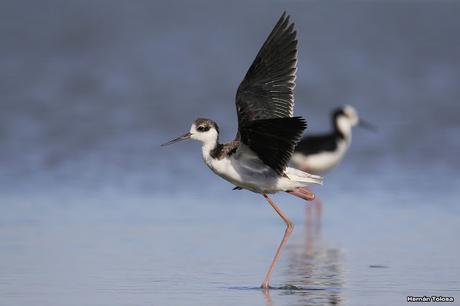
196, 125, 211, 132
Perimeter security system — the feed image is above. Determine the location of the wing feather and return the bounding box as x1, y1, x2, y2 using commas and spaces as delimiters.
235, 12, 297, 127
239, 117, 306, 175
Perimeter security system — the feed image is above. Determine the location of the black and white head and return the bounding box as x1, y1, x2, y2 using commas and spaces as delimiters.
333, 105, 375, 137
189, 118, 220, 145
161, 118, 220, 148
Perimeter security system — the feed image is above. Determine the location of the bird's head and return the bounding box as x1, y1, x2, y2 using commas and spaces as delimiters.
161, 118, 220, 147
333, 105, 376, 136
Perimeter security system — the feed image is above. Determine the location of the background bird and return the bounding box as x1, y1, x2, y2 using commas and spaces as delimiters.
162, 13, 322, 289
290, 105, 375, 220
291, 105, 375, 174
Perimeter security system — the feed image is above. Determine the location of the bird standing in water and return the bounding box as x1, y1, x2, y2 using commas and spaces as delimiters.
162, 13, 322, 289
290, 105, 375, 220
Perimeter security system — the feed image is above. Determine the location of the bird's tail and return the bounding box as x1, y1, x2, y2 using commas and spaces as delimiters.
285, 167, 323, 185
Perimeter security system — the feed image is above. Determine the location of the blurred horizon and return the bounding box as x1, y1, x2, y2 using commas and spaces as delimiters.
1, 0, 459, 196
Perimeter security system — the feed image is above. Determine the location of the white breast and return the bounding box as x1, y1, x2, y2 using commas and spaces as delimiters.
202, 144, 281, 193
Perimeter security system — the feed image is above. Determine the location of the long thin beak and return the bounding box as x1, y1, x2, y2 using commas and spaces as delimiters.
358, 119, 377, 132
161, 132, 191, 146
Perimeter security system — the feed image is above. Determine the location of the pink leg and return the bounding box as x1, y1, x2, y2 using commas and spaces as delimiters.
300, 186, 322, 221
261, 194, 294, 289
315, 196, 322, 223
287, 187, 315, 201
314, 198, 322, 240
305, 204, 313, 257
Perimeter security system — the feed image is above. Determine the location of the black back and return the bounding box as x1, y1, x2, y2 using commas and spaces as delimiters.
295, 133, 339, 155
295, 108, 346, 155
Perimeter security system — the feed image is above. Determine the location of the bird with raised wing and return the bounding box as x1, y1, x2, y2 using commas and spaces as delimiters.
162, 12, 322, 289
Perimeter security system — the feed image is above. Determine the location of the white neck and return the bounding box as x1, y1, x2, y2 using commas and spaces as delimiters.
336, 117, 353, 142
201, 139, 218, 161
189, 127, 219, 161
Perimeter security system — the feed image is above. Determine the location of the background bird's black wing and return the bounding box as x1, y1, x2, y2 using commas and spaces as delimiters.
235, 12, 297, 129
239, 117, 306, 175
295, 134, 339, 155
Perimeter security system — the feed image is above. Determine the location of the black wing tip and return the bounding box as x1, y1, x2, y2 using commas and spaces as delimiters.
292, 116, 308, 130
279, 11, 294, 29
267, 12, 294, 40
279, 11, 287, 23
280, 11, 289, 21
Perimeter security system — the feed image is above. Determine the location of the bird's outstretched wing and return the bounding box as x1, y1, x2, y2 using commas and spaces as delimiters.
235, 12, 297, 127
235, 13, 304, 175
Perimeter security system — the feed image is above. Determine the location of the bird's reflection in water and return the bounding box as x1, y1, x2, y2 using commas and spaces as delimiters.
305, 202, 322, 257
261, 200, 345, 306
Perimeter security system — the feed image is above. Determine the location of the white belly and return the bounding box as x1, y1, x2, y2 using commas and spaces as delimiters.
202, 145, 302, 193
205, 155, 279, 193
201, 142, 322, 193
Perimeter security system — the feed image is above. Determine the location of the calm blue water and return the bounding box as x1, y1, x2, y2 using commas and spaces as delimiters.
1, 1, 459, 305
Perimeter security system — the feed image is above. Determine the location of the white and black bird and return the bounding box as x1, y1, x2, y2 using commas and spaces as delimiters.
162, 13, 323, 289
291, 105, 375, 174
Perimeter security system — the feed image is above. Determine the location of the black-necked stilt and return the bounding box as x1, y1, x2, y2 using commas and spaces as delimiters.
162, 13, 323, 289
291, 105, 375, 174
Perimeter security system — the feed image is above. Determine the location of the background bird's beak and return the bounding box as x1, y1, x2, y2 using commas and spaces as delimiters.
358, 119, 377, 132
161, 132, 191, 146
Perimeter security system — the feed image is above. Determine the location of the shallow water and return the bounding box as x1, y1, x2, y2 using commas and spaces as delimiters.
1, 1, 460, 305
1, 188, 459, 306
